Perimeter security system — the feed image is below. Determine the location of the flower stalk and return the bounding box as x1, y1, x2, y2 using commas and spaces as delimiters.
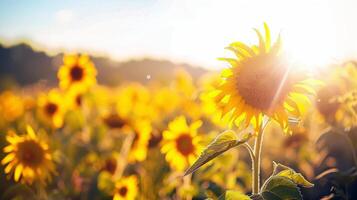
251, 117, 269, 195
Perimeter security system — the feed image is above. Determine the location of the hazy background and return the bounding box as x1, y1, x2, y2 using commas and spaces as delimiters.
1, 0, 357, 70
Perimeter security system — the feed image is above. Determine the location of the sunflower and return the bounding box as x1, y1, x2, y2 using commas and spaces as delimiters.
116, 83, 155, 120
58, 54, 97, 92
38, 89, 65, 128
174, 68, 195, 97
315, 63, 357, 128
1, 126, 56, 184
215, 23, 319, 133
198, 73, 229, 127
128, 120, 151, 162
103, 113, 131, 130
283, 126, 308, 149
315, 84, 342, 124
152, 86, 181, 117
66, 88, 85, 109
113, 176, 138, 200
161, 116, 203, 171
0, 91, 24, 123
102, 156, 118, 175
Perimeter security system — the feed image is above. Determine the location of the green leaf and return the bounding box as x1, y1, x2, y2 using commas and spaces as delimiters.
261, 176, 302, 200
277, 170, 314, 188
273, 162, 314, 188
250, 194, 265, 200
218, 190, 251, 200
184, 130, 252, 176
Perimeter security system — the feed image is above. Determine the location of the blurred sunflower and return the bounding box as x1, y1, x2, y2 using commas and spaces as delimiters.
215, 23, 319, 133
66, 88, 85, 109
0, 91, 24, 123
198, 73, 228, 127
1, 126, 56, 184
38, 89, 65, 128
314, 63, 357, 128
58, 54, 97, 92
152, 86, 180, 116
113, 175, 138, 200
102, 156, 118, 175
128, 120, 151, 162
283, 126, 309, 149
174, 68, 195, 97
103, 113, 131, 130
161, 116, 203, 171
116, 83, 156, 120
315, 84, 342, 125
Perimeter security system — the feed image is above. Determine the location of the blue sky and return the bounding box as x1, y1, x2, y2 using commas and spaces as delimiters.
1, 0, 357, 69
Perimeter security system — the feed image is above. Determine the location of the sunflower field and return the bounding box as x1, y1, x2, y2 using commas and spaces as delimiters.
1, 23, 357, 200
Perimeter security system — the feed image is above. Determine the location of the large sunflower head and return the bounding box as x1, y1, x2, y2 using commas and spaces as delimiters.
113, 175, 138, 200
1, 126, 56, 185
58, 54, 97, 92
38, 89, 65, 128
161, 116, 203, 171
215, 23, 319, 133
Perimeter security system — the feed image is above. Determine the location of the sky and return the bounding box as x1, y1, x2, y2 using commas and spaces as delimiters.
1, 0, 357, 70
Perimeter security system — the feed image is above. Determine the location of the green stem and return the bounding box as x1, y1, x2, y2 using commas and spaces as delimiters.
252, 118, 269, 195
252, 129, 263, 194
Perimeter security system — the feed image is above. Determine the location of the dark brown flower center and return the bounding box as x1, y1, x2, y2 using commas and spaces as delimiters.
236, 54, 291, 111
148, 130, 162, 148
75, 95, 82, 106
103, 158, 117, 174
45, 103, 58, 116
70, 66, 84, 81
17, 140, 44, 167
175, 134, 195, 156
283, 133, 307, 148
119, 186, 128, 197
104, 114, 126, 129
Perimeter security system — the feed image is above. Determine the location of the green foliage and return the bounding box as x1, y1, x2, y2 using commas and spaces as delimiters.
185, 130, 252, 176
219, 162, 314, 200
273, 162, 314, 188
261, 176, 302, 200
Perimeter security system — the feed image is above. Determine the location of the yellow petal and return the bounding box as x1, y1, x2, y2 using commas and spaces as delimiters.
253, 28, 265, 53
14, 164, 23, 182
3, 145, 14, 153
264, 22, 271, 51
229, 41, 256, 57
220, 68, 234, 78
1, 153, 15, 164
26, 125, 36, 139
5, 161, 16, 173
